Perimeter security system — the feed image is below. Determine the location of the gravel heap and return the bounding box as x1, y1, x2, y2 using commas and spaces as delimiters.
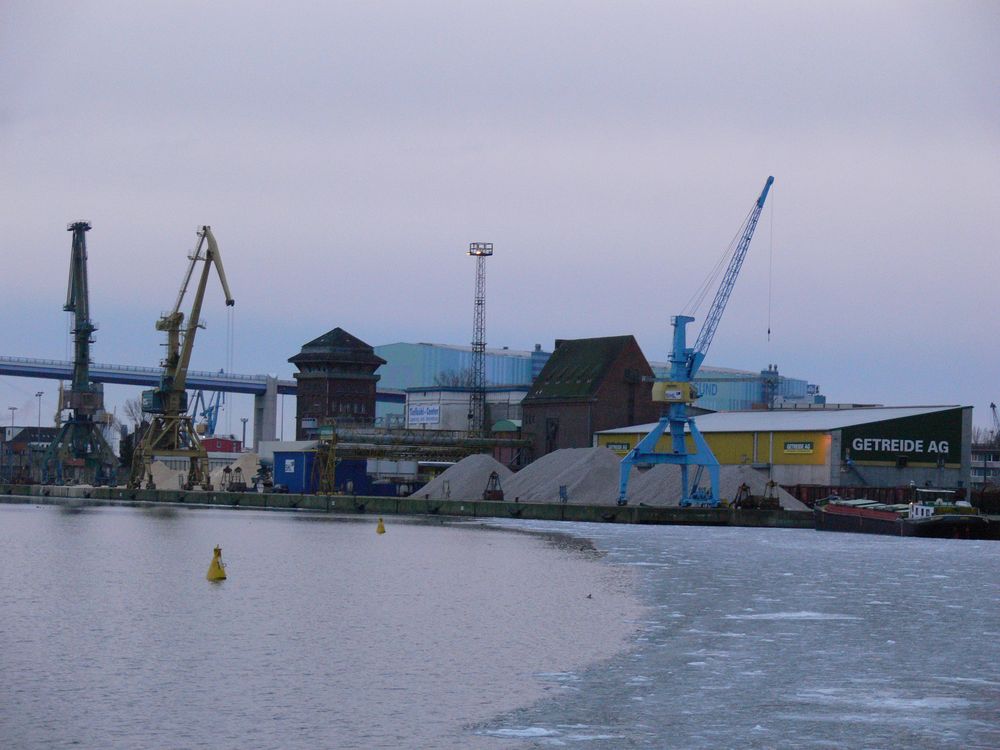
626, 462, 807, 510
148, 460, 186, 490
504, 447, 623, 504
491, 446, 808, 509
411, 454, 513, 500
209, 452, 260, 488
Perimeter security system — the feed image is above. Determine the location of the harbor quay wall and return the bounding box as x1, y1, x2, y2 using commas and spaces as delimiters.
0, 483, 813, 529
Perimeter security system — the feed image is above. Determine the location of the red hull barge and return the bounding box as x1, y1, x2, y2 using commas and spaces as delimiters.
815, 498, 998, 540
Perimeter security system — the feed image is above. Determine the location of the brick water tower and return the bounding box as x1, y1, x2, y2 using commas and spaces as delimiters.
289, 327, 386, 439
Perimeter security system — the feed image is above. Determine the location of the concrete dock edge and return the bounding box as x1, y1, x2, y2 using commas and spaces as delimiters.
0, 483, 814, 528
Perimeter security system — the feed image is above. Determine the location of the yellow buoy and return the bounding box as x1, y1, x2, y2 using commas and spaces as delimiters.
207, 545, 227, 581
376, 517, 386, 535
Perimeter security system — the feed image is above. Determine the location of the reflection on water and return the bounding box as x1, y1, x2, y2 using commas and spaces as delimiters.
0, 504, 637, 749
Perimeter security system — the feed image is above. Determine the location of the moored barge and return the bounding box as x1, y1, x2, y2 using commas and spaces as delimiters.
815, 494, 997, 540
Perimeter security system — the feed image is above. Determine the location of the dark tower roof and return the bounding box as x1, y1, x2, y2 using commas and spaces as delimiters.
289, 327, 386, 369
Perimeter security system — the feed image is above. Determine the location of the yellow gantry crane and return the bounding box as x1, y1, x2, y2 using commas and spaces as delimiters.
128, 226, 234, 490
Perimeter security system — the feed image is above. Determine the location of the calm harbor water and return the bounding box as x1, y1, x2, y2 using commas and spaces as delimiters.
0, 502, 637, 749
2, 501, 999, 749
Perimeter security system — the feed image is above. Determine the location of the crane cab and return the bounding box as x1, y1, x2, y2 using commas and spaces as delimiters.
652, 381, 697, 404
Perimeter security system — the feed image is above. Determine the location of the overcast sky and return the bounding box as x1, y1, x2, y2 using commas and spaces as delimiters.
2, 1, 998, 437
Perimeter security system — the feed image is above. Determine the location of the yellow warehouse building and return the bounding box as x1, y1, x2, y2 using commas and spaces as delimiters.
595, 405, 972, 490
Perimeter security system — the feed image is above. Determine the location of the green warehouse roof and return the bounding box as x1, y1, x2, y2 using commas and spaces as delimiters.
525, 335, 638, 401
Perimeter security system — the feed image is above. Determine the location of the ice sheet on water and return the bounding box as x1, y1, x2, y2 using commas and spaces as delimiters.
475, 522, 1000, 749
563, 732, 620, 741
685, 649, 732, 658
724, 611, 861, 621
933, 676, 1000, 687
534, 672, 581, 683
796, 687, 973, 712
477, 726, 560, 738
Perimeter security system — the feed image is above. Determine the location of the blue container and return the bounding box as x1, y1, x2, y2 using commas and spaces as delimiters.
334, 459, 370, 494
273, 450, 317, 494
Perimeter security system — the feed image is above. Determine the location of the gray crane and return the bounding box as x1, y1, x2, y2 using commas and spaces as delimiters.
42, 222, 118, 485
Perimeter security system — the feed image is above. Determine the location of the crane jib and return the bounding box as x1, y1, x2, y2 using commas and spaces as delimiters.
691, 175, 773, 368
757, 176, 774, 208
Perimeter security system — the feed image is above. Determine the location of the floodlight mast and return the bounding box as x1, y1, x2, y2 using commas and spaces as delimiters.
617, 177, 773, 507
468, 242, 493, 436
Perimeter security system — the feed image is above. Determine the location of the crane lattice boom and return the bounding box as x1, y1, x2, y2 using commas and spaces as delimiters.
688, 176, 773, 378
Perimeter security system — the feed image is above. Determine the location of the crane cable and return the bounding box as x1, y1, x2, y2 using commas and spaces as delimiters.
226, 305, 235, 436
682, 205, 754, 318
767, 185, 774, 342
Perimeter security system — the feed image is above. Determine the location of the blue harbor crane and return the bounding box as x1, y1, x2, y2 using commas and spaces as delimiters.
617, 177, 774, 507
189, 388, 225, 437
42, 222, 119, 485
128, 226, 234, 490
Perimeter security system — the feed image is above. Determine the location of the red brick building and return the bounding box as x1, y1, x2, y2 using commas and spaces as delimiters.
520, 335, 662, 459
290, 328, 386, 440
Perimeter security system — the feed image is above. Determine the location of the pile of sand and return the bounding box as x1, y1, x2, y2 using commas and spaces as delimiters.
412, 454, 513, 500
210, 452, 260, 488
504, 447, 623, 504
625, 462, 806, 510
490, 446, 807, 509
148, 460, 186, 490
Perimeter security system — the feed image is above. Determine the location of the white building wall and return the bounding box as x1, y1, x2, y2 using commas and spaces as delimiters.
405, 388, 528, 430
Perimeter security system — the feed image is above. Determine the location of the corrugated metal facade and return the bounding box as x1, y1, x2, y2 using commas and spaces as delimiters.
649, 362, 820, 411
373, 344, 820, 413
374, 343, 549, 390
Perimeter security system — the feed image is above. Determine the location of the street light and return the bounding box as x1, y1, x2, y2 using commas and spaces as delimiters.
8, 406, 17, 427
240, 417, 248, 451
35, 392, 43, 430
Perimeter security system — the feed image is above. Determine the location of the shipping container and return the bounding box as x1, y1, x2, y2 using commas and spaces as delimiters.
273, 450, 317, 494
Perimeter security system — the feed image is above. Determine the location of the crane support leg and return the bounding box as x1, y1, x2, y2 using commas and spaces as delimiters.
618, 417, 669, 504
679, 421, 720, 506
617, 416, 721, 506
